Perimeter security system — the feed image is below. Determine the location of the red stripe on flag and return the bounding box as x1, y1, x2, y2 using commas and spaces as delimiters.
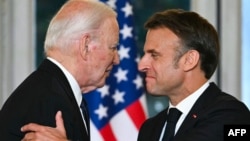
100, 123, 117, 141
126, 100, 147, 130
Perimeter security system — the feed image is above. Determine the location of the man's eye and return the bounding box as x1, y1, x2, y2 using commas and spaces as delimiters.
109, 46, 117, 51
151, 53, 158, 57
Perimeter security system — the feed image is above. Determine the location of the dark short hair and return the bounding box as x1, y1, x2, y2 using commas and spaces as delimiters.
144, 9, 220, 79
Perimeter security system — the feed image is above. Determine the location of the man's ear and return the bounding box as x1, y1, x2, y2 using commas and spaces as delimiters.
182, 50, 200, 71
79, 34, 90, 60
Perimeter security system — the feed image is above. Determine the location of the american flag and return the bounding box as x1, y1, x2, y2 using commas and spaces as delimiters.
83, 0, 148, 141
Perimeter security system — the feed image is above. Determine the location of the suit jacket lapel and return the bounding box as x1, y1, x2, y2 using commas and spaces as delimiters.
38, 59, 89, 139
148, 108, 169, 140
175, 82, 221, 138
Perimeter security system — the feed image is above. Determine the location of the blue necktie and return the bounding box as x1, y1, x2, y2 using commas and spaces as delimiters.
80, 96, 90, 134
162, 108, 182, 141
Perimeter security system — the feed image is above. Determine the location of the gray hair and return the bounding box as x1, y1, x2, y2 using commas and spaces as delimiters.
44, 0, 117, 53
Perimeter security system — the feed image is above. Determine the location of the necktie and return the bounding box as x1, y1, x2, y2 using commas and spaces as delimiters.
80, 96, 90, 134
162, 108, 182, 141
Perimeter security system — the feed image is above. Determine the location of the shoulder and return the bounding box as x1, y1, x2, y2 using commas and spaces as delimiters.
191, 82, 250, 124
140, 108, 167, 129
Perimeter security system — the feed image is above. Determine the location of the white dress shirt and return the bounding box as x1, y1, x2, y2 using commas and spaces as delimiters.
47, 57, 88, 132
159, 82, 209, 140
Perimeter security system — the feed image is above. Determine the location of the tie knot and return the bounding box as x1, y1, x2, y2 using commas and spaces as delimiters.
167, 108, 182, 123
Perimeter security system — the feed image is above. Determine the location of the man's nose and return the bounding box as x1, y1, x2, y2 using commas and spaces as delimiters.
113, 52, 120, 65
138, 56, 148, 72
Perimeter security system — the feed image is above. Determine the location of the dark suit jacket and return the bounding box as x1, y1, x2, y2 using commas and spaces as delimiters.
0, 59, 89, 141
138, 82, 250, 141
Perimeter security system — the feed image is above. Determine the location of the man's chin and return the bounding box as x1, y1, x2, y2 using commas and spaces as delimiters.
82, 86, 97, 94
97, 83, 105, 88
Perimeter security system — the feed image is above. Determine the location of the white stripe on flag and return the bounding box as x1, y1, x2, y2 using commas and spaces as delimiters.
110, 109, 138, 141
139, 94, 149, 118
90, 120, 104, 141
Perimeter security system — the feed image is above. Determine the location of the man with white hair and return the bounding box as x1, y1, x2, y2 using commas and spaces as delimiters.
0, 0, 119, 140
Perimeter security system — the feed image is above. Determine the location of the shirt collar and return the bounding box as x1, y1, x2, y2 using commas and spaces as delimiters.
47, 57, 82, 107
169, 81, 209, 116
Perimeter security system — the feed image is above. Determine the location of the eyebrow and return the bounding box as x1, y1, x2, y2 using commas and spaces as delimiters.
146, 49, 158, 53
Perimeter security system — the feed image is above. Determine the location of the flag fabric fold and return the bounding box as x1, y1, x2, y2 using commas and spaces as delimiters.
84, 0, 148, 140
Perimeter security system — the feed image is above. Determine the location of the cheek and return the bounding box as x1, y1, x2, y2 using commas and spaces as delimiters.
93, 50, 115, 68
101, 52, 115, 62
99, 55, 111, 66
93, 50, 107, 62
154, 62, 172, 80
99, 55, 107, 60
153, 61, 166, 74
94, 54, 110, 70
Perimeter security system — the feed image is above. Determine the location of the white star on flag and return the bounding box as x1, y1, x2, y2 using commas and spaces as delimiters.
120, 24, 133, 40
112, 89, 125, 105
94, 104, 108, 120
121, 2, 133, 17
106, 0, 117, 9
114, 67, 128, 83
97, 85, 110, 98
118, 45, 130, 60
133, 75, 143, 89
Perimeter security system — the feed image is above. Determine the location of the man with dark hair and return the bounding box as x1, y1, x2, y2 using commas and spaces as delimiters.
137, 9, 250, 141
